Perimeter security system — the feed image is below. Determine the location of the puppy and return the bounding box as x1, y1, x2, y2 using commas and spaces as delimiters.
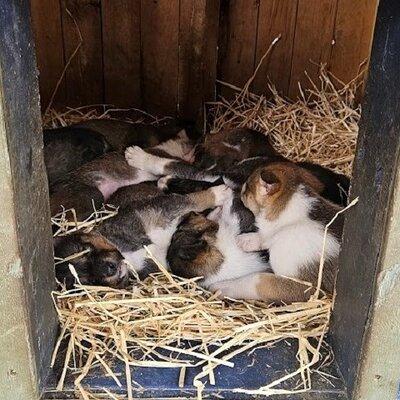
50, 132, 194, 219
210, 162, 344, 304
43, 126, 111, 184
54, 184, 232, 288
167, 193, 269, 288
127, 143, 350, 206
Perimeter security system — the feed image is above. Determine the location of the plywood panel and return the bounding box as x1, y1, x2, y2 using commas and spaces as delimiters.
289, 0, 337, 98
178, 0, 220, 120
330, 0, 378, 84
102, 0, 141, 107
61, 0, 104, 106
254, 0, 298, 96
30, 0, 65, 109
141, 0, 179, 116
218, 0, 260, 97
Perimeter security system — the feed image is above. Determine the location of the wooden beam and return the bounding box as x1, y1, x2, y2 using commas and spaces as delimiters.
0, 1, 56, 397
331, 0, 400, 395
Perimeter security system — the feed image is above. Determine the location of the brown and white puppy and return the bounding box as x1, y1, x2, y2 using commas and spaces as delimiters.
50, 132, 194, 219
54, 183, 232, 288
167, 193, 269, 287
128, 127, 350, 206
209, 162, 344, 304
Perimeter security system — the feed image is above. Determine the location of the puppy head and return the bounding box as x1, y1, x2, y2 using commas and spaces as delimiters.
241, 162, 323, 219
197, 128, 278, 170
167, 212, 223, 279
54, 232, 129, 289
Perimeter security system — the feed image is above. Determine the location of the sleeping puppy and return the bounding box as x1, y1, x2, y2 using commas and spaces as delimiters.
44, 126, 111, 185
50, 131, 194, 219
54, 183, 232, 288
44, 119, 195, 185
210, 162, 345, 304
126, 141, 350, 207
167, 193, 269, 288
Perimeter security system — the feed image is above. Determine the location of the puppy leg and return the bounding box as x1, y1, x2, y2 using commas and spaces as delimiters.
236, 232, 263, 252
209, 272, 311, 304
125, 146, 172, 175
125, 145, 218, 181
187, 185, 233, 212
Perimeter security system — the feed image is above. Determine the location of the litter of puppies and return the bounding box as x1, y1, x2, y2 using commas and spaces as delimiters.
47, 64, 361, 398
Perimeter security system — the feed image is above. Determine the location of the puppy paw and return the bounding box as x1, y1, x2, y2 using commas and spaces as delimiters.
209, 280, 238, 299
157, 175, 172, 191
125, 146, 149, 170
211, 185, 233, 206
236, 232, 261, 252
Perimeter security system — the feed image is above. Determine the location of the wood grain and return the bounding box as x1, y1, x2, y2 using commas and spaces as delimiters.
30, 0, 65, 109
101, 0, 141, 107
218, 0, 260, 98
253, 0, 298, 96
288, 0, 337, 99
61, 0, 104, 106
141, 0, 180, 116
330, 0, 378, 84
178, 0, 220, 121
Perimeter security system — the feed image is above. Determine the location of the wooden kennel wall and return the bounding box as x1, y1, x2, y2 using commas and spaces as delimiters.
31, 0, 378, 119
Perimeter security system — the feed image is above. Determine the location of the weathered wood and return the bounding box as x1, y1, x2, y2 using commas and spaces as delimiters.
217, 0, 260, 98
0, 0, 57, 397
288, 0, 337, 99
141, 0, 179, 116
253, 0, 298, 96
61, 0, 104, 105
331, 0, 400, 395
101, 0, 141, 107
178, 0, 220, 121
330, 0, 378, 84
30, 0, 65, 109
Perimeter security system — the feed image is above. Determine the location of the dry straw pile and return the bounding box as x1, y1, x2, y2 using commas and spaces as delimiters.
52, 251, 331, 399
48, 38, 362, 399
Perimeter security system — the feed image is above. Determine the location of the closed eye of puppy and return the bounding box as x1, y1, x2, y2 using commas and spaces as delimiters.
54, 232, 128, 289
54, 184, 232, 288
210, 162, 345, 304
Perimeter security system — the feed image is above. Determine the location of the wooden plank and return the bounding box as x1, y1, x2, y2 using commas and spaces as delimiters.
288, 0, 337, 99
330, 0, 378, 84
178, 0, 220, 121
0, 0, 57, 395
253, 0, 298, 96
61, 0, 104, 106
331, 0, 400, 395
217, 0, 260, 97
141, 0, 180, 116
30, 0, 65, 109
101, 0, 141, 107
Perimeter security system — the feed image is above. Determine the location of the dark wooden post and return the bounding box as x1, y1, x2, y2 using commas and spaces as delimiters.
331, 0, 400, 397
0, 1, 57, 397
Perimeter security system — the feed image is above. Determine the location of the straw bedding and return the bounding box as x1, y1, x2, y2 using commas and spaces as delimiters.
47, 41, 362, 398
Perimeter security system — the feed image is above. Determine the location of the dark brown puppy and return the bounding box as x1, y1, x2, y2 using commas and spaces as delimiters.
43, 126, 111, 184
44, 119, 195, 185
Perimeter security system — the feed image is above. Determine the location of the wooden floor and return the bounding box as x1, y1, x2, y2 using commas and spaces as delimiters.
43, 338, 348, 399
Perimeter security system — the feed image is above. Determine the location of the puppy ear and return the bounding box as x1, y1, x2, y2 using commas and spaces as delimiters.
259, 170, 281, 196
177, 129, 189, 141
